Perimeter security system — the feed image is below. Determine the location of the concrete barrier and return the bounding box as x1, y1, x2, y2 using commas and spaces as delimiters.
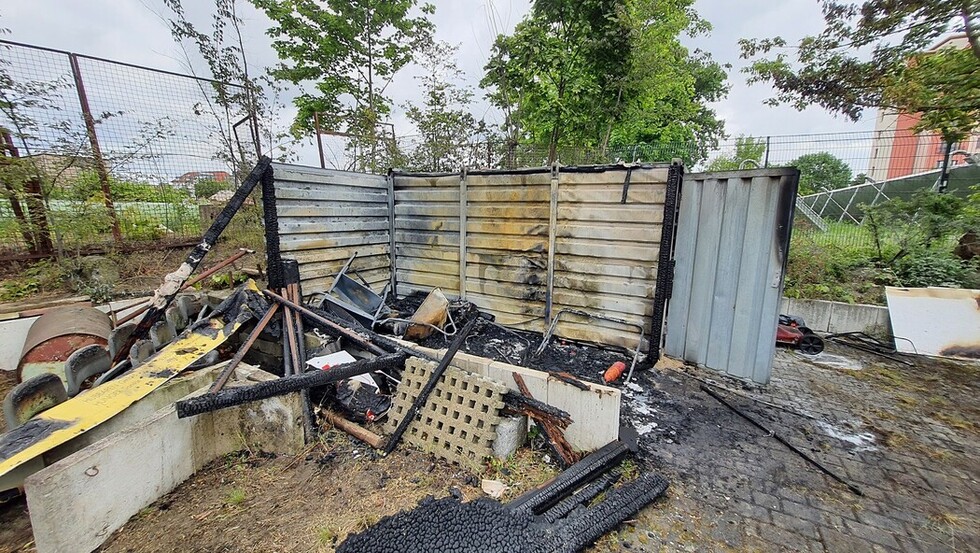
780, 298, 890, 335
24, 364, 303, 553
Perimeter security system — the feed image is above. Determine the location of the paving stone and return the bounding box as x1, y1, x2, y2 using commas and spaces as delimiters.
843, 519, 900, 549
771, 511, 819, 538
781, 499, 823, 524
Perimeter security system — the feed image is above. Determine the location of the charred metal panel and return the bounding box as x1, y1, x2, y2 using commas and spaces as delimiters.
665, 168, 799, 384
551, 166, 670, 349
392, 173, 462, 297
272, 163, 391, 293
465, 171, 551, 328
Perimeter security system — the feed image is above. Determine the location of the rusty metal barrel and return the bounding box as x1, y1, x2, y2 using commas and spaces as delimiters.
17, 306, 112, 383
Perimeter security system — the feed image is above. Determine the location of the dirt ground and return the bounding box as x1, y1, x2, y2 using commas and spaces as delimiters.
100, 427, 563, 553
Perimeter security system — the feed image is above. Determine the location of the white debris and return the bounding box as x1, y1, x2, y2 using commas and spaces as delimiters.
816, 421, 877, 451
481, 479, 509, 499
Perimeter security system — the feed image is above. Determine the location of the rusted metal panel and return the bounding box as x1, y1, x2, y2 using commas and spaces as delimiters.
18, 306, 112, 383
272, 163, 391, 293
665, 168, 799, 385
885, 287, 980, 359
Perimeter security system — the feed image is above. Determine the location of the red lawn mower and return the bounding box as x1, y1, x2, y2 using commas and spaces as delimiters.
776, 314, 824, 355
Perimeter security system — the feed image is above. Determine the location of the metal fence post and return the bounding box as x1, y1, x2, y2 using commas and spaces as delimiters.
545, 162, 559, 325
387, 171, 397, 296
68, 53, 121, 243
458, 167, 468, 300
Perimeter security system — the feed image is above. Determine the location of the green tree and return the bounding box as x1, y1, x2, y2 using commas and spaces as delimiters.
403, 41, 486, 172
739, 1, 980, 143
250, 0, 434, 171
164, 0, 284, 174
194, 178, 231, 199
482, 0, 726, 165
482, 0, 632, 163
790, 152, 853, 195
706, 135, 766, 171
607, 1, 728, 163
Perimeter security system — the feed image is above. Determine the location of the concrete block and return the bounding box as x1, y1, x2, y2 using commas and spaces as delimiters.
3, 373, 67, 430
176, 293, 203, 322
545, 377, 620, 452
493, 415, 527, 459
782, 298, 834, 333
128, 339, 155, 368
827, 301, 891, 334
107, 322, 136, 359
64, 344, 111, 397
24, 365, 303, 553
165, 304, 189, 333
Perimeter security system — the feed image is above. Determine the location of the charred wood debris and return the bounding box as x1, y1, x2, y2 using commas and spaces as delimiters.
113, 159, 671, 550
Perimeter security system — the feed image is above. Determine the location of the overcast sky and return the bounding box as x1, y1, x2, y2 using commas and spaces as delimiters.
1, 0, 878, 169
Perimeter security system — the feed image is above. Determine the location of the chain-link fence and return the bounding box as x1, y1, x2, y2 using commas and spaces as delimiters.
0, 39, 259, 259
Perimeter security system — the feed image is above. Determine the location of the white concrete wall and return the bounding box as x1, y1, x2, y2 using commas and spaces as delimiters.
404, 343, 621, 452
24, 365, 303, 553
780, 298, 890, 335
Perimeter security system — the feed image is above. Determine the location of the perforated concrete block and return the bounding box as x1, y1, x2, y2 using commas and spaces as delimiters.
385, 357, 506, 471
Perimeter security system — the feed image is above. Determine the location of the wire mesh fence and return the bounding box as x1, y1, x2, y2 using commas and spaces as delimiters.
2, 36, 976, 269
0, 39, 258, 258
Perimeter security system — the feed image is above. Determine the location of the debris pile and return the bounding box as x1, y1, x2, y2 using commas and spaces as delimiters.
338, 441, 669, 553
1, 158, 672, 552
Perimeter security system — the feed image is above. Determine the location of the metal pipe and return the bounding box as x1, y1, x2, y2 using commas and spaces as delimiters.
700, 384, 862, 496
69, 53, 121, 242
264, 288, 388, 356
177, 353, 407, 418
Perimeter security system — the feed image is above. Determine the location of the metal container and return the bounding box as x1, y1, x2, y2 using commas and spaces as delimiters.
17, 306, 112, 383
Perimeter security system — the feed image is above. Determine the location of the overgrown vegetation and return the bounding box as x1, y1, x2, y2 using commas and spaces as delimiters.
786, 189, 980, 304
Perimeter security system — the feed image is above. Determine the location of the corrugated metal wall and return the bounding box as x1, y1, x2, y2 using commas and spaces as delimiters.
272, 163, 391, 293
664, 168, 799, 384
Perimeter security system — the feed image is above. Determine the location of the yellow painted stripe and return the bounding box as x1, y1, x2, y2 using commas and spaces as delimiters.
0, 282, 257, 478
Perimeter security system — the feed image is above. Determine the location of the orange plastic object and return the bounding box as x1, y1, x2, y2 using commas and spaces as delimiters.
603, 361, 627, 383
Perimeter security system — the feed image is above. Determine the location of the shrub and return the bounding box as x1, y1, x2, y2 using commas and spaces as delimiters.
894, 251, 977, 288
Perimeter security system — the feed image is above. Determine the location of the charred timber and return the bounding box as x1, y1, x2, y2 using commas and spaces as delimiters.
508, 440, 628, 515
176, 353, 406, 418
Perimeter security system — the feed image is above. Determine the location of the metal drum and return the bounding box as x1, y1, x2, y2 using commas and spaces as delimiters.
17, 306, 112, 383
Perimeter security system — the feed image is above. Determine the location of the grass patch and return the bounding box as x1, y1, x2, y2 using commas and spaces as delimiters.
225, 488, 247, 506
931, 412, 976, 433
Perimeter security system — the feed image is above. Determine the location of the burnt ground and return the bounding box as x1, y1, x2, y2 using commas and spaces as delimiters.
387, 292, 634, 382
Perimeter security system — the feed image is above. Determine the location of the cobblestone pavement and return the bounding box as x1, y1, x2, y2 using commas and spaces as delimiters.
608, 346, 979, 553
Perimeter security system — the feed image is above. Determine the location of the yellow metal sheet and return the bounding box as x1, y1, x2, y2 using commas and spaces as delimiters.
0, 281, 259, 480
